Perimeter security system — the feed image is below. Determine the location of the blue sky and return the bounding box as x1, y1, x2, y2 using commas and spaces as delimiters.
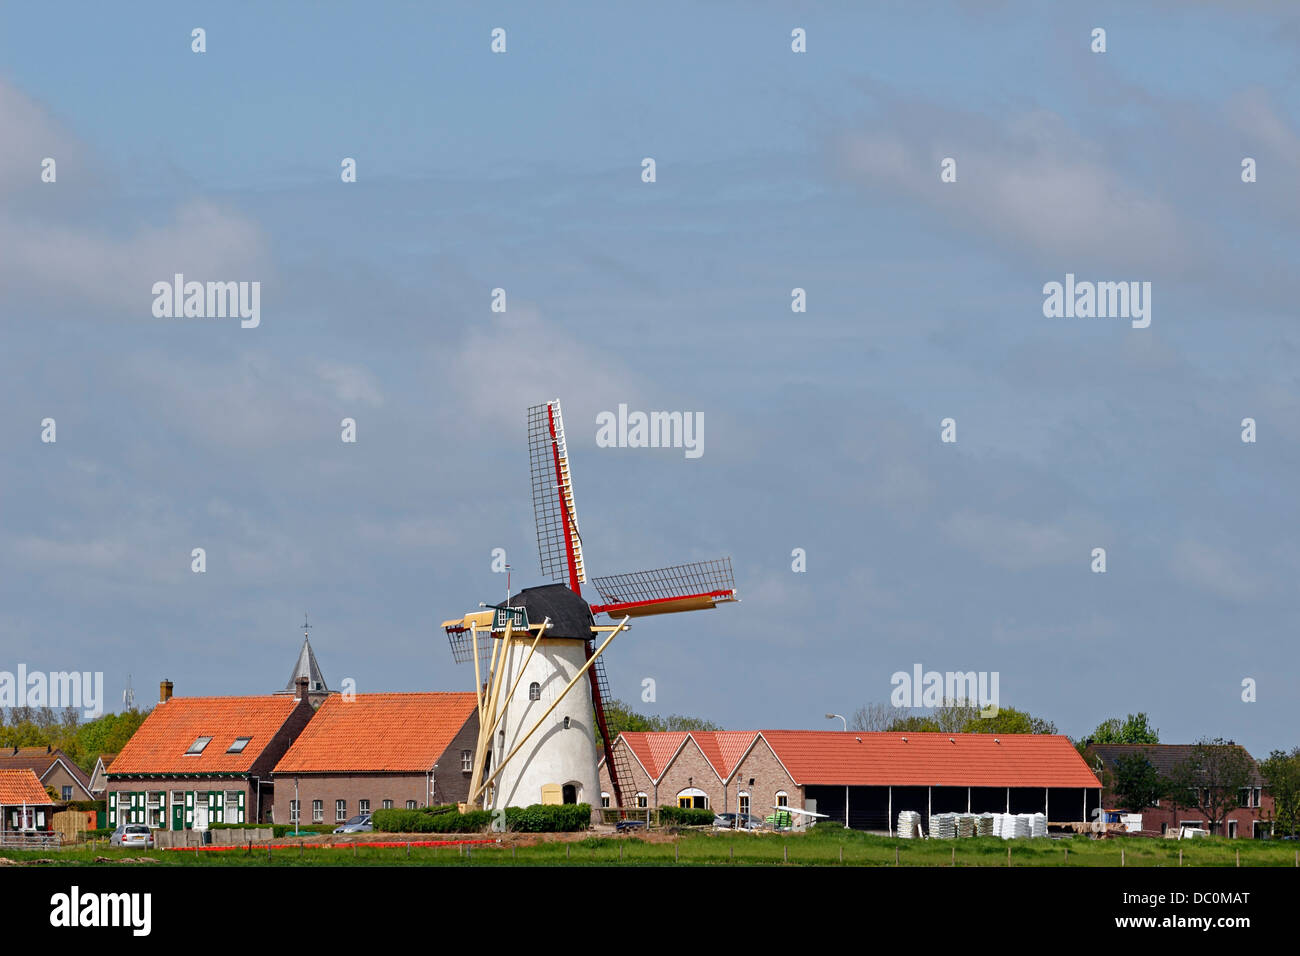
1, 2, 1298, 753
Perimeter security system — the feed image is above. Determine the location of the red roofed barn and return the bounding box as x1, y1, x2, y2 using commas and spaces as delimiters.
601, 730, 1102, 831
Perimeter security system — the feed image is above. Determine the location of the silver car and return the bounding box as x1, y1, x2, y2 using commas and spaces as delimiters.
110, 824, 154, 849
333, 813, 373, 834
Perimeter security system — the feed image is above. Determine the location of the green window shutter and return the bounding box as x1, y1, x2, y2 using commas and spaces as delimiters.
238, 791, 246, 823
108, 795, 116, 827
185, 791, 194, 827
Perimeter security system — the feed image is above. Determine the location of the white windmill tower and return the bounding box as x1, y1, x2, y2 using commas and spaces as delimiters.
442, 399, 738, 814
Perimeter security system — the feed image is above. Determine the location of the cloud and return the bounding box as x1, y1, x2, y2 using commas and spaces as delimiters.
0, 78, 269, 315
1171, 539, 1265, 603
943, 510, 1099, 571
838, 106, 1186, 269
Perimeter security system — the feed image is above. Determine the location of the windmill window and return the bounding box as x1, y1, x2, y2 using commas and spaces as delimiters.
461, 749, 472, 772
776, 790, 789, 808
185, 736, 212, 755
636, 792, 648, 809
227, 737, 252, 753
528, 682, 541, 701
601, 792, 611, 808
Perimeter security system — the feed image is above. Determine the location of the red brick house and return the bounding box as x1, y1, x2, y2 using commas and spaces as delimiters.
0, 746, 93, 802
105, 681, 315, 829
602, 730, 1102, 830
271, 692, 478, 825
1084, 743, 1273, 838
0, 768, 57, 835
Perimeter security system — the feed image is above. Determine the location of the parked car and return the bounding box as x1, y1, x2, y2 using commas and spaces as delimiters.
110, 824, 154, 849
333, 813, 373, 834
713, 813, 764, 830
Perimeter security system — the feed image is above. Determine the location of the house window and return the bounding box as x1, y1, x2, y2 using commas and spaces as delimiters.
382, 800, 393, 809
601, 792, 610, 808
739, 791, 750, 815
528, 682, 541, 701
677, 787, 708, 810
185, 736, 212, 755
312, 800, 323, 822
225, 791, 240, 823
290, 800, 300, 823
636, 792, 648, 809
776, 790, 789, 808
359, 800, 370, 815
336, 800, 347, 822
1228, 820, 1238, 839
461, 750, 473, 772
227, 737, 252, 753
61, 785, 73, 801
406, 800, 417, 809
148, 791, 165, 828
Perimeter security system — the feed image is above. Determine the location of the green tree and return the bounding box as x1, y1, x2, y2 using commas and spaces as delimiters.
1112, 750, 1165, 812
594, 699, 720, 748
1089, 713, 1159, 745
879, 700, 1058, 735
1260, 748, 1300, 838
1166, 738, 1256, 836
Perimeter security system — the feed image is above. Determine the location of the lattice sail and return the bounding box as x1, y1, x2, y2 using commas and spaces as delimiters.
528, 400, 585, 588
590, 557, 737, 617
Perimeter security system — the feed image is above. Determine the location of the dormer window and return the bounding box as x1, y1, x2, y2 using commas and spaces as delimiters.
186, 736, 212, 755
227, 737, 252, 754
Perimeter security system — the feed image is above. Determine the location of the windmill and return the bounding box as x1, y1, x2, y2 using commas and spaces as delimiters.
441, 399, 737, 816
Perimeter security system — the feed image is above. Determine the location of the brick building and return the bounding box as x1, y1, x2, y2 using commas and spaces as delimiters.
105, 680, 315, 829
0, 746, 93, 802
271, 692, 478, 825
1084, 743, 1273, 838
601, 730, 1102, 831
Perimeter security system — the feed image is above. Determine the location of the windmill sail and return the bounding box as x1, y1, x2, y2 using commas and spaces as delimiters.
528, 400, 585, 591
590, 557, 737, 617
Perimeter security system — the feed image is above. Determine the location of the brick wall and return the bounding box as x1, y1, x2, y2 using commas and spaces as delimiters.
732, 735, 802, 817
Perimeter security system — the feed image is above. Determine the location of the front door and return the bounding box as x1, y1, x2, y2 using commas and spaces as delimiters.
171, 793, 185, 830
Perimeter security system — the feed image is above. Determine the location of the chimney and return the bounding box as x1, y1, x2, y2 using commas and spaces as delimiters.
159, 679, 173, 704
294, 676, 309, 701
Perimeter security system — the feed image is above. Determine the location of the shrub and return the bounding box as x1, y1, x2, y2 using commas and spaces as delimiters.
504, 803, 591, 832
373, 803, 591, 834
657, 806, 715, 827
373, 807, 494, 833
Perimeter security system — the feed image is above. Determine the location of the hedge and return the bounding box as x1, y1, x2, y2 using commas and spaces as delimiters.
373, 803, 591, 834
504, 803, 591, 832
657, 806, 715, 827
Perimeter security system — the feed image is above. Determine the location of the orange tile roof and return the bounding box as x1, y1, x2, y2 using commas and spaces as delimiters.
0, 769, 53, 805
619, 732, 689, 779
108, 695, 305, 775
760, 731, 1102, 788
692, 731, 758, 778
273, 693, 477, 774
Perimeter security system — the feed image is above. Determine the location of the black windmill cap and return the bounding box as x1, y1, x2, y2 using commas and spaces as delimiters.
506, 584, 594, 639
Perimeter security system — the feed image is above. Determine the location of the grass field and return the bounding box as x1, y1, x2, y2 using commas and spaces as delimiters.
4, 828, 1299, 867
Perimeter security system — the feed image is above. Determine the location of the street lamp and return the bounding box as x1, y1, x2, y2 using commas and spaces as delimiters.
826, 713, 847, 731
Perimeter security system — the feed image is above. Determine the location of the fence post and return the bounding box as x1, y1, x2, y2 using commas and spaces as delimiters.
895, 845, 899, 866
784, 844, 788, 863
1007, 845, 1011, 867
1121, 847, 1125, 867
